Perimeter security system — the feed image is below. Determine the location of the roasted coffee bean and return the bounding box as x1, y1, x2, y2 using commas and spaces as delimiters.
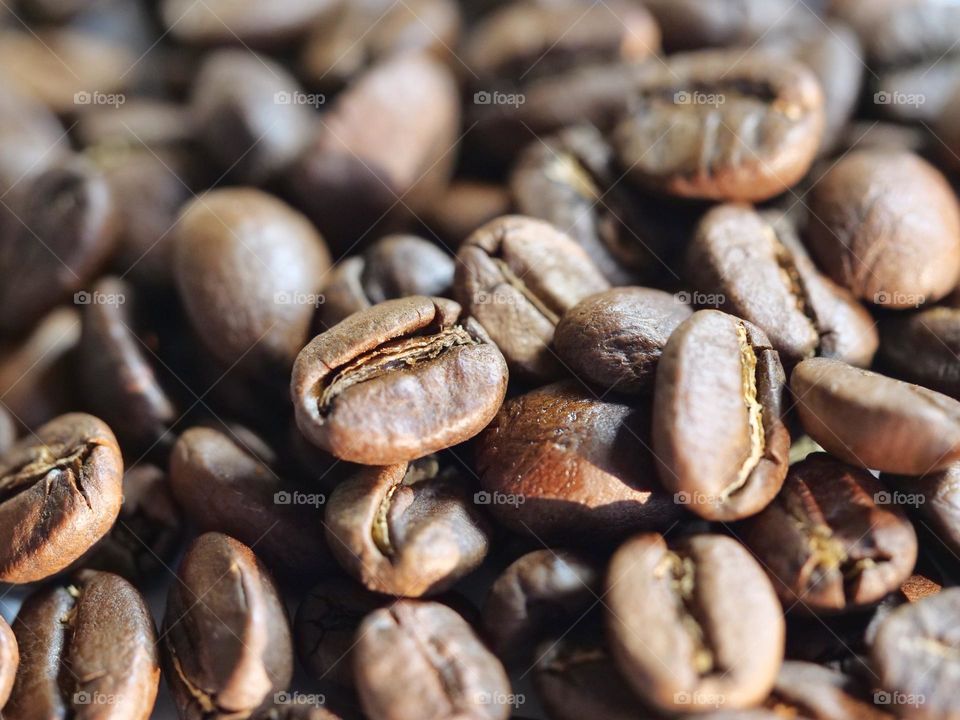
318, 257, 369, 330
161, 0, 338, 46
75, 99, 196, 152
78, 276, 176, 452
613, 49, 823, 201
82, 464, 182, 583
0, 614, 16, 712
885, 461, 960, 560
838, 0, 960, 67
554, 287, 692, 394
806, 150, 960, 308
294, 578, 389, 687
643, 0, 804, 51
0, 157, 117, 337
174, 188, 331, 380
0, 413, 123, 584
162, 533, 293, 720
768, 661, 892, 720
838, 120, 930, 155
864, 573, 945, 651
292, 295, 508, 465
354, 600, 512, 720
476, 380, 682, 539
686, 205, 878, 367
191, 50, 314, 184
606, 533, 784, 713
170, 426, 332, 583
871, 588, 960, 719
791, 358, 960, 474
0, 308, 80, 431
653, 310, 790, 520
289, 54, 459, 248
6, 570, 159, 720
872, 58, 960, 125
744, 453, 918, 613
482, 550, 600, 666
425, 180, 512, 246
300, 0, 461, 90
879, 295, 960, 397
325, 456, 490, 596
0, 29, 132, 112
455, 215, 609, 380
463, 0, 658, 82
510, 125, 680, 286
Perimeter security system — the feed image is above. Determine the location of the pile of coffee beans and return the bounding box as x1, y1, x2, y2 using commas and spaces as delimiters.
3, 0, 960, 718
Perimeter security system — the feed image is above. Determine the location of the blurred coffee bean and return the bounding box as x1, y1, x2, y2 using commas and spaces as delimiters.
161, 0, 340, 46
879, 293, 960, 397
0, 615, 16, 713
425, 180, 512, 246
0, 84, 68, 192
644, 0, 806, 51
769, 661, 893, 719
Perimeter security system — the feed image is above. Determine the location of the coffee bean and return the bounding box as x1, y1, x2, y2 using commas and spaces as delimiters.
0, 84, 68, 192
686, 204, 878, 367
354, 600, 512, 720
879, 296, 960, 398
872, 58, 959, 125
769, 661, 891, 720
885, 461, 960, 560
6, 570, 159, 720
191, 50, 314, 184
643, 0, 805, 51
289, 53, 459, 248
476, 380, 682, 539
173, 188, 331, 381
554, 287, 692, 393
78, 276, 176, 452
76, 99, 197, 152
0, 413, 123, 584
292, 295, 508, 465
455, 215, 609, 380
170, 426, 332, 583
653, 309, 790, 520
871, 588, 960, 719
324, 456, 490, 596
613, 49, 823, 201
744, 453, 918, 613
842, 1, 960, 67
791, 358, 960, 474
162, 532, 293, 720
606, 533, 784, 713
161, 0, 338, 46
426, 180, 512, 246
807, 150, 960, 308
0, 157, 118, 337
838, 120, 930, 155
0, 615, 17, 713
482, 550, 600, 666
81, 464, 182, 584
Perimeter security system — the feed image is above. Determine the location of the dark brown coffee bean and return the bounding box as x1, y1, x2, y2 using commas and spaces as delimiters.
842, 0, 960, 67
0, 615, 16, 712
289, 54, 459, 249
161, 0, 338, 46
292, 295, 508, 465
871, 588, 960, 719
686, 205, 878, 367
0, 157, 118, 337
653, 310, 790, 520
554, 287, 692, 394
325, 456, 490, 596
426, 180, 512, 246
6, 570, 159, 720
744, 453, 918, 613
455, 215, 609, 380
807, 150, 960, 308
879, 294, 960, 397
885, 461, 960, 560
475, 380, 682, 540
0, 413, 123, 584
613, 49, 823, 201
294, 578, 389, 687
606, 533, 784, 713
174, 188, 332, 380
482, 550, 600, 666
0, 29, 132, 112
191, 50, 314, 184
354, 600, 512, 720
791, 358, 960, 474
162, 533, 293, 720
170, 426, 332, 583
510, 124, 680, 286
643, 0, 804, 51
769, 661, 892, 720
78, 276, 176, 452
936, 81, 960, 173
